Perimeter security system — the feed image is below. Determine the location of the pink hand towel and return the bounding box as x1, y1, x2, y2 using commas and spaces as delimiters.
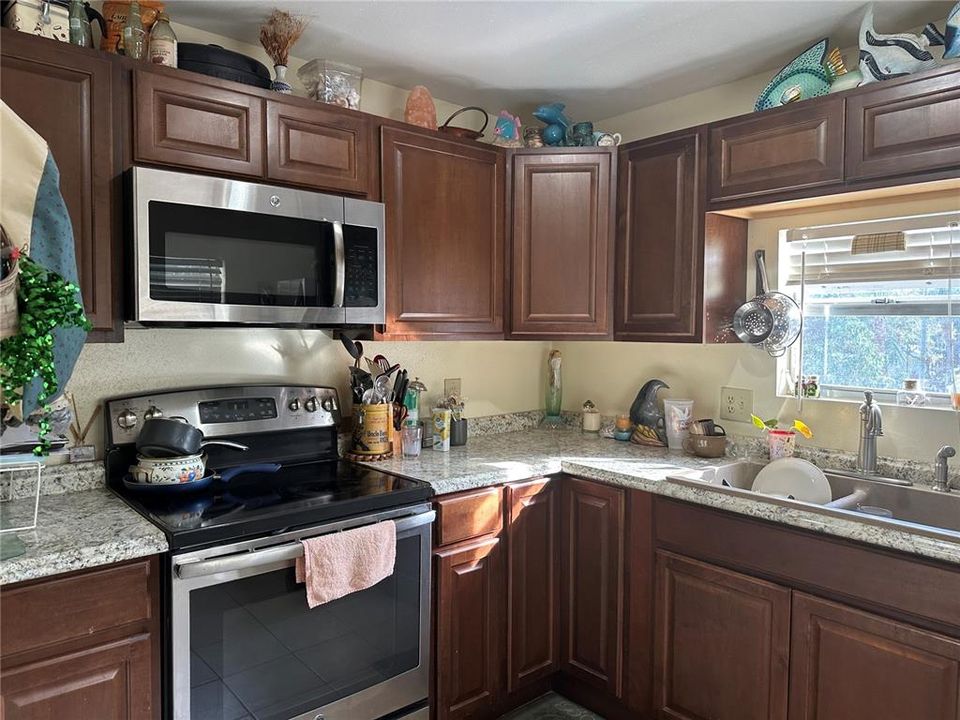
295, 520, 397, 608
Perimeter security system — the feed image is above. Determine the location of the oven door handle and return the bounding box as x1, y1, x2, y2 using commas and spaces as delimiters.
175, 510, 435, 579
332, 220, 346, 308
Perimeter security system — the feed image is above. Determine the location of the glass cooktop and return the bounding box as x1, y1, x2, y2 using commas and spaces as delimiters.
109, 460, 432, 551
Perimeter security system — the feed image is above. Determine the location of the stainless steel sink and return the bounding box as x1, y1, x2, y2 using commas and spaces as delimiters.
668, 460, 960, 543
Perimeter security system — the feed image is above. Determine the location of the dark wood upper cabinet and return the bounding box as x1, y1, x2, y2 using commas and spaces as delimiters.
615, 129, 747, 342
655, 551, 790, 720
434, 535, 505, 720
0, 557, 161, 720
790, 593, 960, 720
845, 68, 960, 183
134, 69, 264, 177
0, 30, 122, 341
560, 477, 625, 698
505, 478, 559, 693
381, 126, 505, 338
508, 150, 614, 339
708, 97, 844, 204
266, 100, 370, 194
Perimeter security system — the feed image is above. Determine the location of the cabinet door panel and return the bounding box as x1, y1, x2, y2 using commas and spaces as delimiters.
615, 131, 702, 341
509, 151, 612, 338
790, 593, 960, 720
0, 31, 121, 340
435, 536, 504, 720
560, 477, 625, 697
708, 99, 844, 203
1, 634, 153, 720
506, 479, 558, 692
846, 69, 960, 181
381, 127, 504, 338
655, 551, 790, 720
135, 70, 263, 177
266, 101, 369, 194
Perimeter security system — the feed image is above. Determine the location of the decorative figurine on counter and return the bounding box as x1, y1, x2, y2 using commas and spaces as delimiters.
628, 379, 669, 447
858, 5, 939, 84
492, 111, 523, 147
404, 86, 438, 130
543, 350, 563, 427
533, 102, 571, 146
755, 38, 832, 111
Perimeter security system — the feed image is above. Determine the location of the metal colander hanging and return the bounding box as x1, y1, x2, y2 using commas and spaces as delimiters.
732, 250, 802, 357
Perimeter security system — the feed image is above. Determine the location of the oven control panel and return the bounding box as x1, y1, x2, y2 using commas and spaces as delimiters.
106, 385, 341, 446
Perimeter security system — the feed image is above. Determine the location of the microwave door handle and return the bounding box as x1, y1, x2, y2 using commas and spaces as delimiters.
333, 220, 345, 308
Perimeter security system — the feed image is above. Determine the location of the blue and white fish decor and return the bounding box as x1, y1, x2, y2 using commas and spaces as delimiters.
533, 102, 571, 146
858, 5, 939, 84
492, 111, 523, 148
755, 38, 832, 111
942, 1, 960, 58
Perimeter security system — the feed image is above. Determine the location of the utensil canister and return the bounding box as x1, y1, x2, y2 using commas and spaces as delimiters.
353, 403, 393, 455
432, 408, 451, 452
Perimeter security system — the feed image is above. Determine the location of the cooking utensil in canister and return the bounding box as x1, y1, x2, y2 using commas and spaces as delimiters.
439, 106, 489, 140
340, 336, 363, 367
136, 417, 249, 458
732, 250, 802, 357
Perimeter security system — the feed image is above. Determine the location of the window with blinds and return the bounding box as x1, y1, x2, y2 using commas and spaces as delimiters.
779, 211, 959, 407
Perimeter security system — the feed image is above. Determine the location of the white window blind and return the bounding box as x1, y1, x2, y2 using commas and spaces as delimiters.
783, 212, 960, 286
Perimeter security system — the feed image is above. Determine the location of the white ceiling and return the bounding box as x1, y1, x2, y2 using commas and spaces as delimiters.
169, 0, 954, 120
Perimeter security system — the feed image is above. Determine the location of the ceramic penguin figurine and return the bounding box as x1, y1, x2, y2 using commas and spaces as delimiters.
858, 5, 939, 84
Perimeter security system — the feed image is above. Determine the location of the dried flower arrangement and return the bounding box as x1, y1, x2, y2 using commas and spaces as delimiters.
259, 9, 307, 67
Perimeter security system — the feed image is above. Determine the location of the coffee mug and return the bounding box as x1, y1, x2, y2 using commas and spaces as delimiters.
682, 435, 727, 458
694, 419, 726, 436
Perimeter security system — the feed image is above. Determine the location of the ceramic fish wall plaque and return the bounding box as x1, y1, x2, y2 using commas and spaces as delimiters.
755, 38, 832, 111
858, 5, 939, 84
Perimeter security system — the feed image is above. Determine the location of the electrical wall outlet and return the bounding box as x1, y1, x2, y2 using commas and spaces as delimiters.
443, 378, 462, 398
719, 386, 753, 423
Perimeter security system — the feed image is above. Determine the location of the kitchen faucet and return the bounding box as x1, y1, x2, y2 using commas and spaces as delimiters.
857, 391, 883, 475
934, 446, 957, 493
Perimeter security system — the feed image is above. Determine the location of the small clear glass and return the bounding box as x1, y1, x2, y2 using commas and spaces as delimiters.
401, 425, 422, 458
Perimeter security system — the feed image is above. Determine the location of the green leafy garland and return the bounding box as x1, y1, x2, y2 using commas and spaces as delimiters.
1, 254, 91, 454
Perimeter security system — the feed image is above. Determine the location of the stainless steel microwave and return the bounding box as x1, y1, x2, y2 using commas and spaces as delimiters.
131, 167, 385, 326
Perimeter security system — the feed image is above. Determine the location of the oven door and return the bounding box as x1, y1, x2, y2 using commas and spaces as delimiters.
170, 505, 433, 720
133, 166, 367, 326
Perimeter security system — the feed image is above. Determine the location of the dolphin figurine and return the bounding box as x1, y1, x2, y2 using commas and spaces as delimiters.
532, 102, 571, 129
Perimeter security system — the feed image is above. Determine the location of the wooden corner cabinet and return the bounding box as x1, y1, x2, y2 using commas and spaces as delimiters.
507, 149, 615, 339
0, 557, 162, 720
707, 97, 845, 205
0, 29, 123, 341
380, 126, 505, 339
615, 128, 747, 342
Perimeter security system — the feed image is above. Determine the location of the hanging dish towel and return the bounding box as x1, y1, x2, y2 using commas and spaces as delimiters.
0, 101, 88, 419
295, 520, 396, 608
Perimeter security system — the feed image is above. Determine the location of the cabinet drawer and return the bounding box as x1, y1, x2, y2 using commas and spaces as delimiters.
846, 69, 960, 181
1, 559, 155, 658
134, 70, 264, 177
435, 486, 503, 547
708, 98, 844, 203
266, 101, 370, 194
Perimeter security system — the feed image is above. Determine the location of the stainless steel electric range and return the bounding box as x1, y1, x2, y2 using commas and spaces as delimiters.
104, 385, 433, 720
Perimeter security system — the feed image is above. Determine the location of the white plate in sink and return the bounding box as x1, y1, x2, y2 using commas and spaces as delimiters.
751, 458, 831, 504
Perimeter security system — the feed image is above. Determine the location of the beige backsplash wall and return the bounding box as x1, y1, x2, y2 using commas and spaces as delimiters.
558, 192, 960, 464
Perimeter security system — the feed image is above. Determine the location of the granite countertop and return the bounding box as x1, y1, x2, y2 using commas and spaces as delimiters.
361, 428, 960, 566
1, 480, 168, 586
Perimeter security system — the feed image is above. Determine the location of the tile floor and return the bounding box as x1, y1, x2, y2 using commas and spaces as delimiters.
499, 693, 604, 720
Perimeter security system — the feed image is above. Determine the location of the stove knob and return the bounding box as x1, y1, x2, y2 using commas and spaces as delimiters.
321, 397, 335, 412
144, 406, 163, 420
304, 397, 318, 413
117, 409, 138, 429
288, 398, 301, 412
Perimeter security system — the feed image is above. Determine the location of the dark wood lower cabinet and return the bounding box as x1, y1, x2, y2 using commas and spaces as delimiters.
560, 477, 625, 698
434, 535, 505, 720
506, 478, 559, 692
0, 557, 161, 720
654, 551, 790, 720
790, 593, 960, 720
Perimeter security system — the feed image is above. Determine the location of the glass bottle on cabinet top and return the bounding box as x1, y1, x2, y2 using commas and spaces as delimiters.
149, 12, 177, 68
122, 1, 147, 60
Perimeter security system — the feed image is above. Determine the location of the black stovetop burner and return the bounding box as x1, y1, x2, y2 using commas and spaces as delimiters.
109, 458, 431, 551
